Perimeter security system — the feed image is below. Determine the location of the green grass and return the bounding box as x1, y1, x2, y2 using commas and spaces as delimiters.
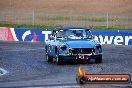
37, 15, 132, 22
0, 22, 59, 29
0, 22, 132, 30
37, 15, 106, 22
16, 17, 32, 21
38, 16, 70, 21
90, 26, 132, 30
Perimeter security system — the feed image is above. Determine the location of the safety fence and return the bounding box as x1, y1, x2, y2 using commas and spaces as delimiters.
0, 27, 132, 45
0, 10, 132, 28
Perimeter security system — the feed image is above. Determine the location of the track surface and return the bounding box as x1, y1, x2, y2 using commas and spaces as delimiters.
0, 41, 132, 88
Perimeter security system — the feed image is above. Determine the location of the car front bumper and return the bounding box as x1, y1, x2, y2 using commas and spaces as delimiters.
59, 53, 102, 60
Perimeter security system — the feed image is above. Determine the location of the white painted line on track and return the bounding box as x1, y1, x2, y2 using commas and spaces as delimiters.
0, 68, 8, 76
26, 85, 80, 88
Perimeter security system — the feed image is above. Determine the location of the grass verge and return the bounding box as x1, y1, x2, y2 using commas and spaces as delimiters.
0, 22, 132, 30
0, 22, 59, 29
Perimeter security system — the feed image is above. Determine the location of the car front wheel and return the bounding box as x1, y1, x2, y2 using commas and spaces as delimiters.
46, 54, 53, 63
56, 55, 63, 65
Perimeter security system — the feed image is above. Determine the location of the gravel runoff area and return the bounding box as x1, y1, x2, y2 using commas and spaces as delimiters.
0, 41, 132, 88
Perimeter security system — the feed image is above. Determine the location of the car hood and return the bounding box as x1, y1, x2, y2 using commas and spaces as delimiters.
63, 39, 99, 48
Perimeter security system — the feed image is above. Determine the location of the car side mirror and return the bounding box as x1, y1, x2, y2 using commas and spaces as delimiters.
50, 36, 55, 40
92, 35, 95, 39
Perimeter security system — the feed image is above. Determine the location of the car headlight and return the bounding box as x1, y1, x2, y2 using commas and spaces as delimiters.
96, 44, 101, 49
60, 44, 67, 50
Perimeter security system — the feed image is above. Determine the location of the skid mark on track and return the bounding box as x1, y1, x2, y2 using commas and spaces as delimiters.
0, 68, 8, 76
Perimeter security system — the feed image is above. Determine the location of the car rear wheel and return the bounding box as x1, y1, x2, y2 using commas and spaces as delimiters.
46, 54, 53, 63
95, 55, 102, 63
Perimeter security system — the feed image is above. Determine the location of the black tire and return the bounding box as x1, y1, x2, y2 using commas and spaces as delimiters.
45, 46, 47, 52
79, 76, 87, 84
95, 55, 102, 63
46, 54, 53, 63
56, 55, 63, 65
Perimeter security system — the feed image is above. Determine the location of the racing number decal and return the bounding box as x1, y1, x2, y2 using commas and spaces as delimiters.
76, 55, 88, 59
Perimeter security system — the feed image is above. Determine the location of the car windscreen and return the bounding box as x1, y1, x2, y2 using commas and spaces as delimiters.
65, 29, 92, 39
56, 29, 92, 39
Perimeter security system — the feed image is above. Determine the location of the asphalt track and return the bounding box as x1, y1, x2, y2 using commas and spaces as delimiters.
0, 41, 132, 88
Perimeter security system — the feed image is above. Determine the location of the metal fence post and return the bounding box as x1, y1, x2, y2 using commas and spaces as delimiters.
32, 9, 35, 25
106, 13, 109, 28
69, 15, 72, 26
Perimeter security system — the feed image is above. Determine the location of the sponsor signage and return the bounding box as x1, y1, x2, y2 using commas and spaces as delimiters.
76, 66, 131, 84
8, 28, 52, 42
91, 30, 132, 45
1, 27, 132, 45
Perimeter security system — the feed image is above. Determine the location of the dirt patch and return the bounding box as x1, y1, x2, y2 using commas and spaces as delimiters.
0, 0, 132, 14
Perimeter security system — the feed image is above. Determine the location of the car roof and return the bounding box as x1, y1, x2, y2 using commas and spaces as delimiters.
55, 26, 90, 31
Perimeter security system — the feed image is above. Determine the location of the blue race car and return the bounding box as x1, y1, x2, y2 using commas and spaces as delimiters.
45, 26, 102, 65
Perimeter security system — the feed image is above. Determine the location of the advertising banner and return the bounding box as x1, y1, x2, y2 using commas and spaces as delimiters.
8, 28, 52, 42
91, 30, 132, 45
0, 27, 8, 40
1, 27, 132, 45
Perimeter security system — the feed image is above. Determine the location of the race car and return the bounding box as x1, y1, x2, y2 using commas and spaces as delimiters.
45, 26, 102, 65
